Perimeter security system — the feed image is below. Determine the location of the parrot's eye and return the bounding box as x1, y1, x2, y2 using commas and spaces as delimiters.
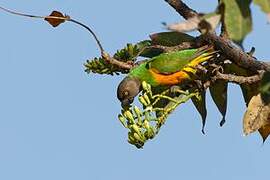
124, 91, 129, 97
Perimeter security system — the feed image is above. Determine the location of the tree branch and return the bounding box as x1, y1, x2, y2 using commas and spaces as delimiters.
165, 0, 270, 72
102, 52, 134, 70
213, 72, 262, 84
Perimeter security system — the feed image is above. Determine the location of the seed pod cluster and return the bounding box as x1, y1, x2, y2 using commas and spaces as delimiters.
118, 81, 196, 148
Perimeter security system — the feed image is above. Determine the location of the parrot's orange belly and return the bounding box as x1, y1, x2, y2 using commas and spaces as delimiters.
149, 68, 190, 86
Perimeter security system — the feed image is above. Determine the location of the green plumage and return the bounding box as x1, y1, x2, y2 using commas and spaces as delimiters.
147, 49, 199, 74
128, 48, 208, 87
129, 62, 159, 86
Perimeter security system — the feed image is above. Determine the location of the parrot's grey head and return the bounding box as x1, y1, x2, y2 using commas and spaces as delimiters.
117, 77, 141, 109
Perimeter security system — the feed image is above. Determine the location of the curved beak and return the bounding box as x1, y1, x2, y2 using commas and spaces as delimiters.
121, 98, 133, 109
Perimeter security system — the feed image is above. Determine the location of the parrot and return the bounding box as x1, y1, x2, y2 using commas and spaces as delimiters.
117, 46, 217, 108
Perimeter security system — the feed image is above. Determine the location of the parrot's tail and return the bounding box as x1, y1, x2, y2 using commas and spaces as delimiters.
182, 45, 218, 74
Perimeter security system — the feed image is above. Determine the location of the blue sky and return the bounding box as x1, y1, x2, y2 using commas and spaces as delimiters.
0, 1, 269, 180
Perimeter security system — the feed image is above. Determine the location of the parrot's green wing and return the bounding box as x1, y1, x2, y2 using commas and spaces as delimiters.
147, 46, 214, 75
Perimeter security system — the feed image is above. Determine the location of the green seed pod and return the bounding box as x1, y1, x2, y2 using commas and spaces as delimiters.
142, 81, 149, 91
101, 69, 109, 73
133, 132, 144, 143
124, 110, 135, 124
143, 120, 150, 129
134, 106, 142, 116
128, 132, 136, 144
143, 94, 151, 105
133, 106, 142, 125
130, 124, 141, 134
139, 96, 148, 106
147, 83, 151, 91
148, 127, 156, 139
145, 130, 155, 139
118, 114, 127, 128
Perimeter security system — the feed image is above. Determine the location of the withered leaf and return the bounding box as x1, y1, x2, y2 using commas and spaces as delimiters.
243, 94, 270, 141
167, 16, 200, 33
191, 90, 207, 134
45, 11, 67, 27
167, 13, 221, 33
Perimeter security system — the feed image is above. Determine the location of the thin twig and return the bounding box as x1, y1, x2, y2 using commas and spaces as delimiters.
0, 5, 135, 70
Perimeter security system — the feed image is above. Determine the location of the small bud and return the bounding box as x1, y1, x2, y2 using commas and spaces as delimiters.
124, 110, 135, 124
133, 106, 142, 125
130, 124, 141, 134
143, 94, 151, 105
139, 96, 148, 106
133, 132, 144, 142
134, 106, 142, 116
142, 81, 149, 91
148, 127, 156, 139
128, 132, 136, 143
143, 120, 150, 129
118, 114, 127, 128
101, 69, 109, 73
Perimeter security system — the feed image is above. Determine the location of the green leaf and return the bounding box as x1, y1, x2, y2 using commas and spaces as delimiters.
253, 0, 270, 13
84, 57, 126, 75
191, 91, 207, 134
136, 40, 164, 58
150, 32, 195, 47
220, 0, 252, 44
113, 43, 141, 61
209, 80, 228, 127
113, 41, 164, 59
260, 71, 270, 104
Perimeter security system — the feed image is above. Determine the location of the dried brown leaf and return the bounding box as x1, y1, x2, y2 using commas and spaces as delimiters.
243, 94, 270, 141
167, 16, 200, 32
167, 14, 221, 32
45, 11, 67, 27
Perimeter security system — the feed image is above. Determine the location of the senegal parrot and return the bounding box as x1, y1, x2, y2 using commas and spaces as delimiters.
117, 46, 217, 108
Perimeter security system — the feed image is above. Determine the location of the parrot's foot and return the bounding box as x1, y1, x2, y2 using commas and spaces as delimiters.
211, 64, 224, 74
169, 86, 188, 96
196, 64, 208, 74
194, 80, 203, 90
